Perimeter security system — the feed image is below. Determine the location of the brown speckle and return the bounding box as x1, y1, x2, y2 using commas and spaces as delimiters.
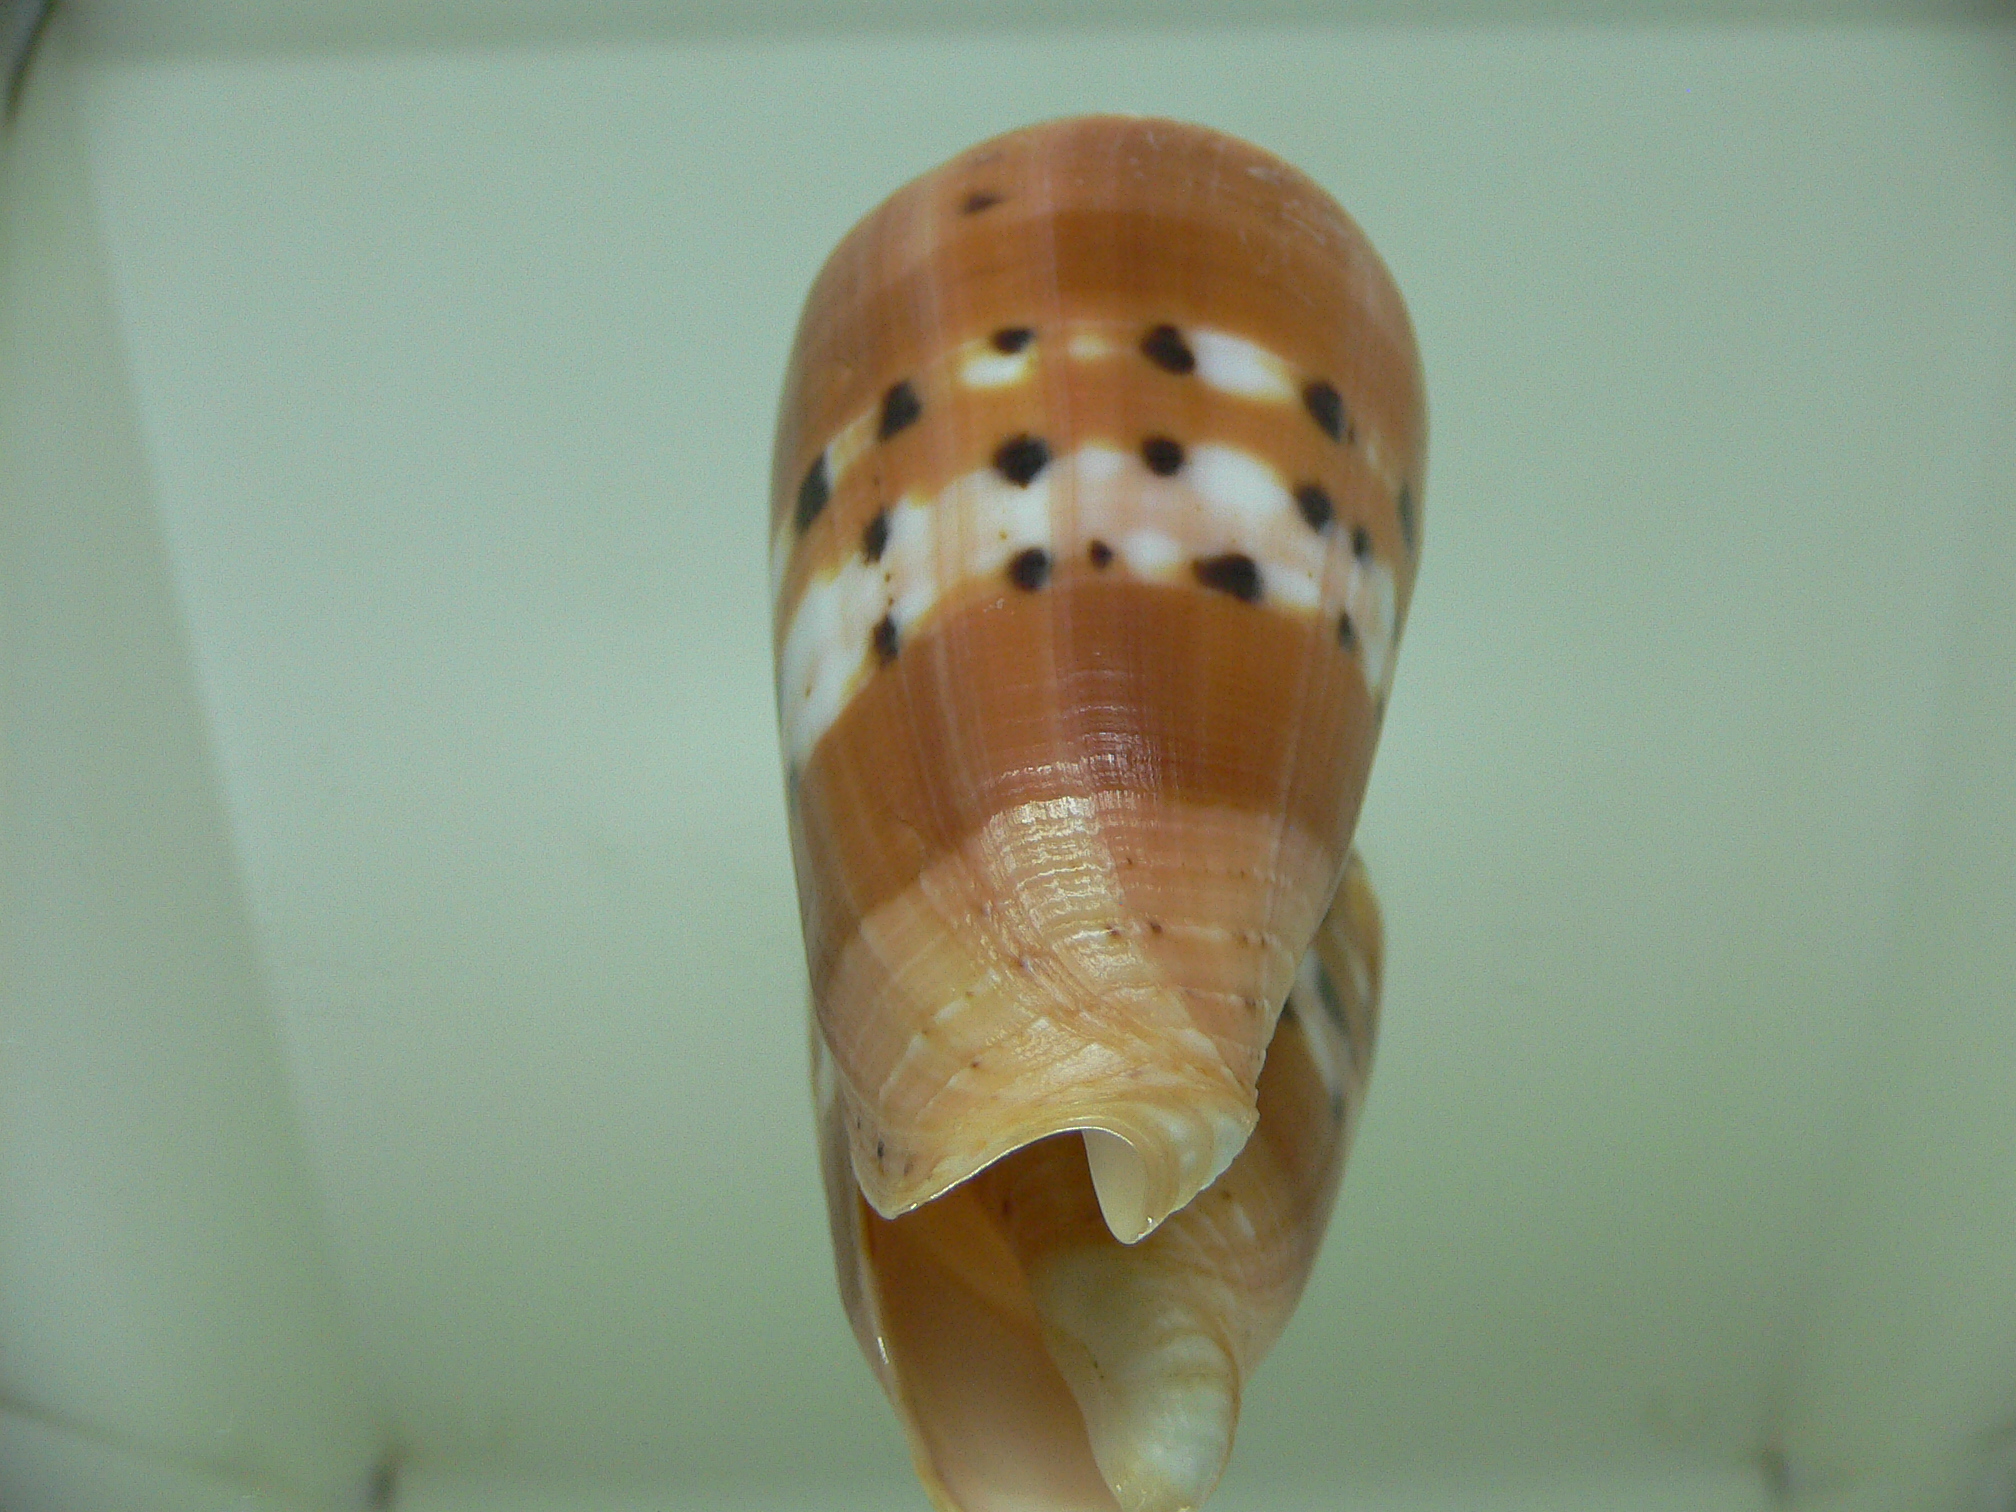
793, 454, 829, 533
1351, 525, 1373, 560
1140, 324, 1195, 374
1303, 379, 1348, 441
994, 433, 1050, 486
962, 190, 1002, 214
1088, 539, 1114, 569
862, 508, 890, 563
878, 380, 922, 441
1141, 435, 1184, 476
872, 614, 899, 664
1294, 482, 1333, 532
1194, 552, 1262, 603
1007, 547, 1051, 591
992, 326, 1034, 353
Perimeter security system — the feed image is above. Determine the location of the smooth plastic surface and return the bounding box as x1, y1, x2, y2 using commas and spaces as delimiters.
0, 37, 380, 1512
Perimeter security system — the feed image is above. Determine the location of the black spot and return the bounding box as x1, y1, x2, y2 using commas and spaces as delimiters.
878, 380, 922, 440
1293, 482, 1333, 531
1338, 610, 1356, 648
962, 190, 1002, 214
876, 1138, 886, 1161
1148, 919, 1164, 934
1398, 482, 1418, 551
1194, 553, 1262, 603
1140, 324, 1195, 374
1351, 525, 1373, 560
1007, 547, 1051, 591
862, 508, 890, 563
994, 433, 1050, 486
1303, 379, 1347, 441
1141, 436, 1184, 476
793, 454, 830, 533
992, 326, 1035, 354
872, 613, 899, 664
1087, 539, 1114, 569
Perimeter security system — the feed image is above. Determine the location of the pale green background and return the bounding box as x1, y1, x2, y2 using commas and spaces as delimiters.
3, 4, 2014, 1510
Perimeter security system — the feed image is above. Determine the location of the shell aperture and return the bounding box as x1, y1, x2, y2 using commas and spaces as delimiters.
773, 116, 1424, 1512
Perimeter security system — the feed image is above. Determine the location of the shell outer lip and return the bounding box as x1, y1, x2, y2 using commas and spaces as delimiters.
840, 1079, 1261, 1246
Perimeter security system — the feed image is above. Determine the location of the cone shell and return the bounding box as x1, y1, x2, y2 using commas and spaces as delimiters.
772, 115, 1423, 1255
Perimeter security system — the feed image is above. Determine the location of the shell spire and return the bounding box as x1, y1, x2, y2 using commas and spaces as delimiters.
775, 116, 1423, 1509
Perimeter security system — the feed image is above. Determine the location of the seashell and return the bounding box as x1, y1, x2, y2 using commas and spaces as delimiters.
772, 116, 1424, 1510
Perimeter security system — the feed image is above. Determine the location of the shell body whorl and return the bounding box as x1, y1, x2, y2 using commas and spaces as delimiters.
774, 116, 1422, 1510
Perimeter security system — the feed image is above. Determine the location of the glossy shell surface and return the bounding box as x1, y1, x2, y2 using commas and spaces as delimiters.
772, 115, 1424, 1511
